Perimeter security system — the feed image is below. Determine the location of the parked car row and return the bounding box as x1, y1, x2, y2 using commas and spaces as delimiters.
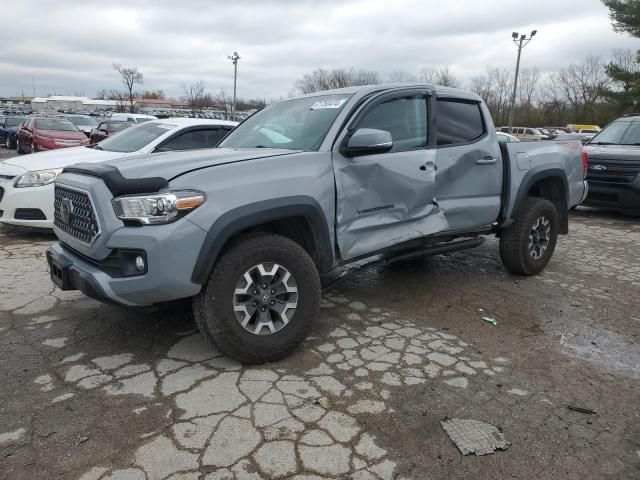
497, 125, 600, 142
16, 117, 90, 154
0, 115, 26, 148
0, 118, 237, 228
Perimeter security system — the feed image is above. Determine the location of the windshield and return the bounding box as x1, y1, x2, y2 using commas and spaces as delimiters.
6, 117, 25, 127
589, 121, 632, 145
36, 119, 78, 131
98, 121, 176, 152
219, 94, 352, 151
67, 116, 98, 126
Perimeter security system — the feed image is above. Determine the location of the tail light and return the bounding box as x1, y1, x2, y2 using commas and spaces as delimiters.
581, 148, 588, 178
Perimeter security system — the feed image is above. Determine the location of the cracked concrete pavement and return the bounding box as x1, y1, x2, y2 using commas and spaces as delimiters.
0, 206, 638, 479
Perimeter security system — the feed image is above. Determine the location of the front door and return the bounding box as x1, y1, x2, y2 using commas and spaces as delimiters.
333, 91, 446, 260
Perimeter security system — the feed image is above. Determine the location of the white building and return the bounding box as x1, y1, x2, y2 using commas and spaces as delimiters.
30, 96, 119, 112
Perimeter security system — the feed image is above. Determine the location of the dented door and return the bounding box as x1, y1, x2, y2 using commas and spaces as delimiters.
333, 93, 447, 260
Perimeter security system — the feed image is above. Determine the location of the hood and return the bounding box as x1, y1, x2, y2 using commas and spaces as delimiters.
585, 144, 640, 161
5, 126, 18, 134
1, 146, 135, 173
93, 148, 301, 181
36, 129, 87, 140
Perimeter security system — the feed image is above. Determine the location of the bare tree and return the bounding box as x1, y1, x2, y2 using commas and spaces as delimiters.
518, 68, 541, 124
436, 67, 460, 88
106, 90, 129, 113
113, 63, 144, 113
416, 66, 460, 87
182, 81, 207, 116
387, 70, 417, 83
551, 56, 611, 120
95, 89, 109, 100
294, 68, 379, 94
417, 66, 439, 83
215, 89, 233, 119
143, 89, 166, 99
468, 67, 512, 124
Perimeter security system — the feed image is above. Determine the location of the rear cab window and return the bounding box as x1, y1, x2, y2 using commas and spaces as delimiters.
435, 99, 485, 146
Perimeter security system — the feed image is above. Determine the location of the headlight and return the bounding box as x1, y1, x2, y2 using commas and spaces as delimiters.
14, 169, 63, 188
112, 190, 205, 225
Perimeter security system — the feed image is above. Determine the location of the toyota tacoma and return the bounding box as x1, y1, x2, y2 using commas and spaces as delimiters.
46, 84, 588, 363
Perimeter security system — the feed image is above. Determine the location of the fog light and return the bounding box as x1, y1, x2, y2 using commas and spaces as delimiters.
135, 256, 145, 272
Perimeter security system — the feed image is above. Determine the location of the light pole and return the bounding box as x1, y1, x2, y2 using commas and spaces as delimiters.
227, 51, 240, 121
507, 30, 536, 134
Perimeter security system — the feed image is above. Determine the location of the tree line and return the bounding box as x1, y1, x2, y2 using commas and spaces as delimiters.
97, 0, 638, 126
291, 49, 637, 128
96, 64, 266, 115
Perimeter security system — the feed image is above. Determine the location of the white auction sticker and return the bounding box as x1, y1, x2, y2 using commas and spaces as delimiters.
310, 98, 348, 110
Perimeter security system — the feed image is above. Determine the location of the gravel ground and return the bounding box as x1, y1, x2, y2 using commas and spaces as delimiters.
0, 204, 638, 479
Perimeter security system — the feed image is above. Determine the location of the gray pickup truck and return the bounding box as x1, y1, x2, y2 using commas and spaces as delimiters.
47, 84, 588, 363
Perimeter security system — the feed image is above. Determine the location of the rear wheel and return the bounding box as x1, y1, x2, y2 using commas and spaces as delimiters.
499, 197, 559, 275
193, 233, 320, 363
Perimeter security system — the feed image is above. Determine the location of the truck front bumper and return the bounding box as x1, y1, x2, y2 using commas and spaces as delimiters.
46, 219, 208, 307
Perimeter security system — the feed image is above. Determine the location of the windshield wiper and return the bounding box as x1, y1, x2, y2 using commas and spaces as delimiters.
590, 142, 614, 145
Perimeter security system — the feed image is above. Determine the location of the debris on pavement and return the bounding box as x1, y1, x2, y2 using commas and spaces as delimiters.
481, 316, 498, 326
440, 418, 511, 456
566, 405, 597, 415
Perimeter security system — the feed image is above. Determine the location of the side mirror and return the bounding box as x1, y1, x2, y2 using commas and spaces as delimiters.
342, 128, 393, 157
99, 128, 108, 133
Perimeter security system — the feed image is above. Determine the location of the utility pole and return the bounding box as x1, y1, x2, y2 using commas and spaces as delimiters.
227, 51, 241, 121
507, 30, 537, 134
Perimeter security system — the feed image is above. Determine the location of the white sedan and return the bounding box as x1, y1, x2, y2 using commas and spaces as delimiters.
0, 118, 237, 228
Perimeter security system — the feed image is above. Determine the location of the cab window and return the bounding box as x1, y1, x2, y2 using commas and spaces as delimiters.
356, 96, 428, 152
436, 99, 485, 146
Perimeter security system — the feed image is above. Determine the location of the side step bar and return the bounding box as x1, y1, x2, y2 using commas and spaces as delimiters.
384, 237, 485, 264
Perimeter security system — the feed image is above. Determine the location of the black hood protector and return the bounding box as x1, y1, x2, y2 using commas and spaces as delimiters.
64, 163, 168, 196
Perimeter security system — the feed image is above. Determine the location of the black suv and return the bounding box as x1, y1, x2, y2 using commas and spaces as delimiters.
583, 113, 640, 215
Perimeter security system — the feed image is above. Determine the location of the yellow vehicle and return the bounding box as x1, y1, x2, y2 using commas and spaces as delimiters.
567, 124, 600, 133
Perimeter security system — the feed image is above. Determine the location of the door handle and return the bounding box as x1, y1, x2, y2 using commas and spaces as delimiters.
476, 157, 497, 165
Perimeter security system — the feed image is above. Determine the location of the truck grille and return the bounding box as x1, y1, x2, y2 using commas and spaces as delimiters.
587, 159, 640, 183
54, 186, 100, 243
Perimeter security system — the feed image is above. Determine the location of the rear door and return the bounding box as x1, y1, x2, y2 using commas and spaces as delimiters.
333, 89, 445, 259
433, 98, 503, 231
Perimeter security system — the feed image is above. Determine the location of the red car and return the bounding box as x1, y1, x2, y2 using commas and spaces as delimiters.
16, 117, 90, 154
90, 119, 131, 144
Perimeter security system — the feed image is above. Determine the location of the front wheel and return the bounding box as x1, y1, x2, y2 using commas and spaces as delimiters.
193, 233, 321, 364
16, 140, 23, 154
499, 197, 559, 275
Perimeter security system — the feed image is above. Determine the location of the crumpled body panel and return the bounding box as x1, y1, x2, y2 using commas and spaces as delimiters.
334, 149, 448, 259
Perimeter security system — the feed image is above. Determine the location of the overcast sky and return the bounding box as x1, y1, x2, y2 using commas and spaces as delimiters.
1, 0, 638, 100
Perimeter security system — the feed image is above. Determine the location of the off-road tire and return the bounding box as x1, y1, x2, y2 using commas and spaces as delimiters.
193, 233, 321, 364
499, 197, 559, 275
